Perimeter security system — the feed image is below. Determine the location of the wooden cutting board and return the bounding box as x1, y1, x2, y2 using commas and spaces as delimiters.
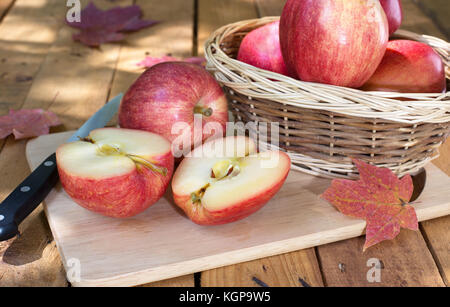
26, 131, 450, 287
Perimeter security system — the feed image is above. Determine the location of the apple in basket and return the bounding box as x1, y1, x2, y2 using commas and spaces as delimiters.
237, 20, 289, 76
56, 128, 174, 218
380, 0, 403, 36
171, 136, 291, 225
279, 0, 389, 88
362, 40, 446, 93
118, 62, 229, 158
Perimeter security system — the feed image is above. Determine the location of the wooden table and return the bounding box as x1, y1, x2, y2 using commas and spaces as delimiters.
0, 0, 448, 287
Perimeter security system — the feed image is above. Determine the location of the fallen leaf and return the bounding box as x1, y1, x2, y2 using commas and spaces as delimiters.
137, 55, 206, 69
67, 2, 158, 47
0, 109, 61, 140
321, 159, 418, 251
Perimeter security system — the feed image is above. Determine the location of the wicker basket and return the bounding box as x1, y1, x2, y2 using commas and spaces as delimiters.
204, 17, 450, 179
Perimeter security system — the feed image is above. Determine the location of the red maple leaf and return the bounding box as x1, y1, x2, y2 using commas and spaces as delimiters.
66, 2, 159, 47
0, 109, 61, 140
321, 159, 418, 251
137, 55, 206, 69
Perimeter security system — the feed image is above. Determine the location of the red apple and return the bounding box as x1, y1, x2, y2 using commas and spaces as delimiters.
362, 40, 446, 93
237, 21, 288, 76
279, 0, 389, 88
380, 0, 403, 36
171, 136, 291, 225
56, 128, 174, 218
119, 62, 229, 158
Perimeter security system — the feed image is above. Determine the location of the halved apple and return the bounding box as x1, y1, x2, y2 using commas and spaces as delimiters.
172, 136, 291, 225
56, 128, 174, 218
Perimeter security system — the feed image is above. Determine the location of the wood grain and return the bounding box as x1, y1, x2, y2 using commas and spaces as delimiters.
25, 131, 450, 286
0, 0, 70, 287
420, 216, 450, 286
0, 0, 132, 287
0, 0, 14, 21
401, 0, 445, 39
0, 0, 448, 288
317, 0, 450, 287
107, 0, 196, 287
255, 0, 285, 17
317, 230, 445, 287
201, 250, 323, 287
404, 0, 450, 287
198, 0, 322, 288
413, 0, 450, 39
197, 0, 258, 56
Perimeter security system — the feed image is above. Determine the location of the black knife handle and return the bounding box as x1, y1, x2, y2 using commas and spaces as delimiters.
0, 153, 59, 241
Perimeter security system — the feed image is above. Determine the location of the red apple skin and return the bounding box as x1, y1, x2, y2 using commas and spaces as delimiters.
57, 149, 174, 218
237, 21, 289, 76
362, 40, 446, 93
380, 0, 402, 36
119, 62, 228, 152
172, 152, 291, 225
279, 0, 389, 88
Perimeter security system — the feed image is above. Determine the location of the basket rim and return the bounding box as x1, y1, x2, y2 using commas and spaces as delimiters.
204, 16, 450, 124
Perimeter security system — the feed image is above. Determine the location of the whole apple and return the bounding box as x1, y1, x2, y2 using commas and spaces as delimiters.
119, 62, 229, 158
172, 136, 291, 225
380, 0, 403, 36
279, 0, 389, 88
237, 21, 289, 76
56, 128, 174, 218
362, 40, 446, 93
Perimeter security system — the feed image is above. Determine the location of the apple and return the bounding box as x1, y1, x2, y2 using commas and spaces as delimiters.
171, 136, 291, 225
279, 0, 389, 88
56, 128, 174, 218
380, 0, 403, 36
118, 62, 229, 158
362, 40, 446, 93
237, 21, 289, 76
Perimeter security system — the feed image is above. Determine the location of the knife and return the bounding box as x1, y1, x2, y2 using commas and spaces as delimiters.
0, 93, 123, 241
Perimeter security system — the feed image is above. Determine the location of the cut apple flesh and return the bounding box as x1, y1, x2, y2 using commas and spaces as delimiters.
172, 136, 290, 212
172, 136, 257, 197
202, 151, 290, 211
57, 128, 171, 179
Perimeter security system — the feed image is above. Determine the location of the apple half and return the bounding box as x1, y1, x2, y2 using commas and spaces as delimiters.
56, 128, 174, 218
171, 136, 291, 225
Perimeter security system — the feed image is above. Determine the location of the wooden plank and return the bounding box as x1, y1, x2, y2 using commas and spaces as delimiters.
139, 275, 195, 287
201, 250, 323, 287
317, 230, 445, 286
413, 0, 450, 40
433, 139, 450, 177
400, 0, 445, 39
420, 216, 450, 286
25, 131, 450, 286
0, 0, 68, 116
197, 0, 309, 287
0, 0, 68, 157
404, 0, 450, 287
317, 0, 450, 287
108, 0, 195, 287
109, 0, 194, 99
255, 0, 285, 17
197, 0, 259, 56
0, 0, 72, 287
0, 0, 132, 287
0, 0, 14, 21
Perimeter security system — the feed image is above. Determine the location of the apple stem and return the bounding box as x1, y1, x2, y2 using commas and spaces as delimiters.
194, 105, 213, 117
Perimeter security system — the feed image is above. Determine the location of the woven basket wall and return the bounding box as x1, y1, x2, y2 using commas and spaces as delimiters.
204, 17, 450, 179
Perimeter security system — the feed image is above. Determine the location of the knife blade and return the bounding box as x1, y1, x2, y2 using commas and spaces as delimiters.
0, 93, 123, 241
